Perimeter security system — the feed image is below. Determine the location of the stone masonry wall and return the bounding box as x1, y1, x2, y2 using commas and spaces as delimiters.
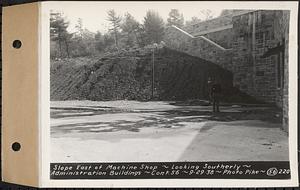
164, 10, 290, 123
185, 10, 254, 36
185, 14, 233, 35
202, 29, 233, 49
184, 14, 234, 49
232, 10, 288, 106
164, 26, 233, 72
273, 11, 290, 133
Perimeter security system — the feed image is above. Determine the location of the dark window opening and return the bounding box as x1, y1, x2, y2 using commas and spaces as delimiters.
265, 31, 270, 40
276, 53, 282, 88
256, 71, 264, 76
282, 38, 285, 86
276, 41, 285, 89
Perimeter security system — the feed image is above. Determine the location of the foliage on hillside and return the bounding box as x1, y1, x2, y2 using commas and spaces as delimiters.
51, 48, 234, 101
50, 9, 221, 60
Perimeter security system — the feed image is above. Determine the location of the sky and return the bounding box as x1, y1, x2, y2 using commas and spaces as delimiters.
49, 2, 225, 33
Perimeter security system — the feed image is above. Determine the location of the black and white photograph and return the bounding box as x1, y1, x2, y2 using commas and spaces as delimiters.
48, 1, 295, 181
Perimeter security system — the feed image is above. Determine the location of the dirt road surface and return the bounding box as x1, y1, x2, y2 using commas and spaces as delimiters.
51, 100, 288, 162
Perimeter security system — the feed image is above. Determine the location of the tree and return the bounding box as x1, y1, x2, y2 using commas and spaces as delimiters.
73, 18, 86, 56
50, 12, 72, 58
220, 9, 235, 17
185, 10, 215, 26
94, 31, 105, 52
121, 13, 140, 46
103, 33, 115, 50
167, 9, 184, 28
73, 28, 97, 57
143, 10, 165, 44
185, 16, 202, 25
75, 18, 84, 39
122, 13, 139, 34
200, 9, 215, 20
107, 9, 122, 49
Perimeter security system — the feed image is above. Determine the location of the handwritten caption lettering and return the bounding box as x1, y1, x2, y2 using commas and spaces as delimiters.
50, 162, 290, 179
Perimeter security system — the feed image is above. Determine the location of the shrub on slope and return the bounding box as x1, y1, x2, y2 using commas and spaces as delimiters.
50, 48, 233, 101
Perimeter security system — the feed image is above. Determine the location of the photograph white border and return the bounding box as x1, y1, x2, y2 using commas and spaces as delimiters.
40, 1, 299, 188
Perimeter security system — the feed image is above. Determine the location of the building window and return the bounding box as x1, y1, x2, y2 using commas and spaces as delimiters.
262, 40, 285, 90
276, 53, 281, 88
265, 31, 270, 40
256, 71, 264, 76
276, 51, 284, 89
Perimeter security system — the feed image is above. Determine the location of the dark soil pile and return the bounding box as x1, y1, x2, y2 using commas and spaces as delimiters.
51, 48, 243, 102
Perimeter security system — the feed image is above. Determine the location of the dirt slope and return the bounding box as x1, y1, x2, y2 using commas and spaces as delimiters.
51, 48, 233, 101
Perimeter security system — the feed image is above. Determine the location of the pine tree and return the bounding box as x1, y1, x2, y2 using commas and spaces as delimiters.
121, 13, 140, 46
219, 9, 235, 17
185, 16, 202, 25
167, 9, 184, 28
143, 10, 165, 44
75, 18, 84, 39
50, 12, 72, 58
107, 9, 122, 49
94, 31, 105, 52
200, 10, 215, 20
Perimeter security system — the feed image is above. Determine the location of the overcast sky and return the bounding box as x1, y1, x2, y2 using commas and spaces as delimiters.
49, 2, 225, 33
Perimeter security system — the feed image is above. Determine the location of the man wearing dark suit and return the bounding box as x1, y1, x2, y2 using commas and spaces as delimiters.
210, 81, 222, 112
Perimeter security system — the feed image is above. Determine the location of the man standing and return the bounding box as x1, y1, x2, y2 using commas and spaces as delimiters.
210, 79, 222, 112
207, 77, 213, 105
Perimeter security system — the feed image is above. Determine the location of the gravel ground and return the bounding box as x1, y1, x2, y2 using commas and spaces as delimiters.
51, 100, 288, 162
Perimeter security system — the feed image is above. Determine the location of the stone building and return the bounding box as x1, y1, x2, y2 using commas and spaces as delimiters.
164, 10, 290, 132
